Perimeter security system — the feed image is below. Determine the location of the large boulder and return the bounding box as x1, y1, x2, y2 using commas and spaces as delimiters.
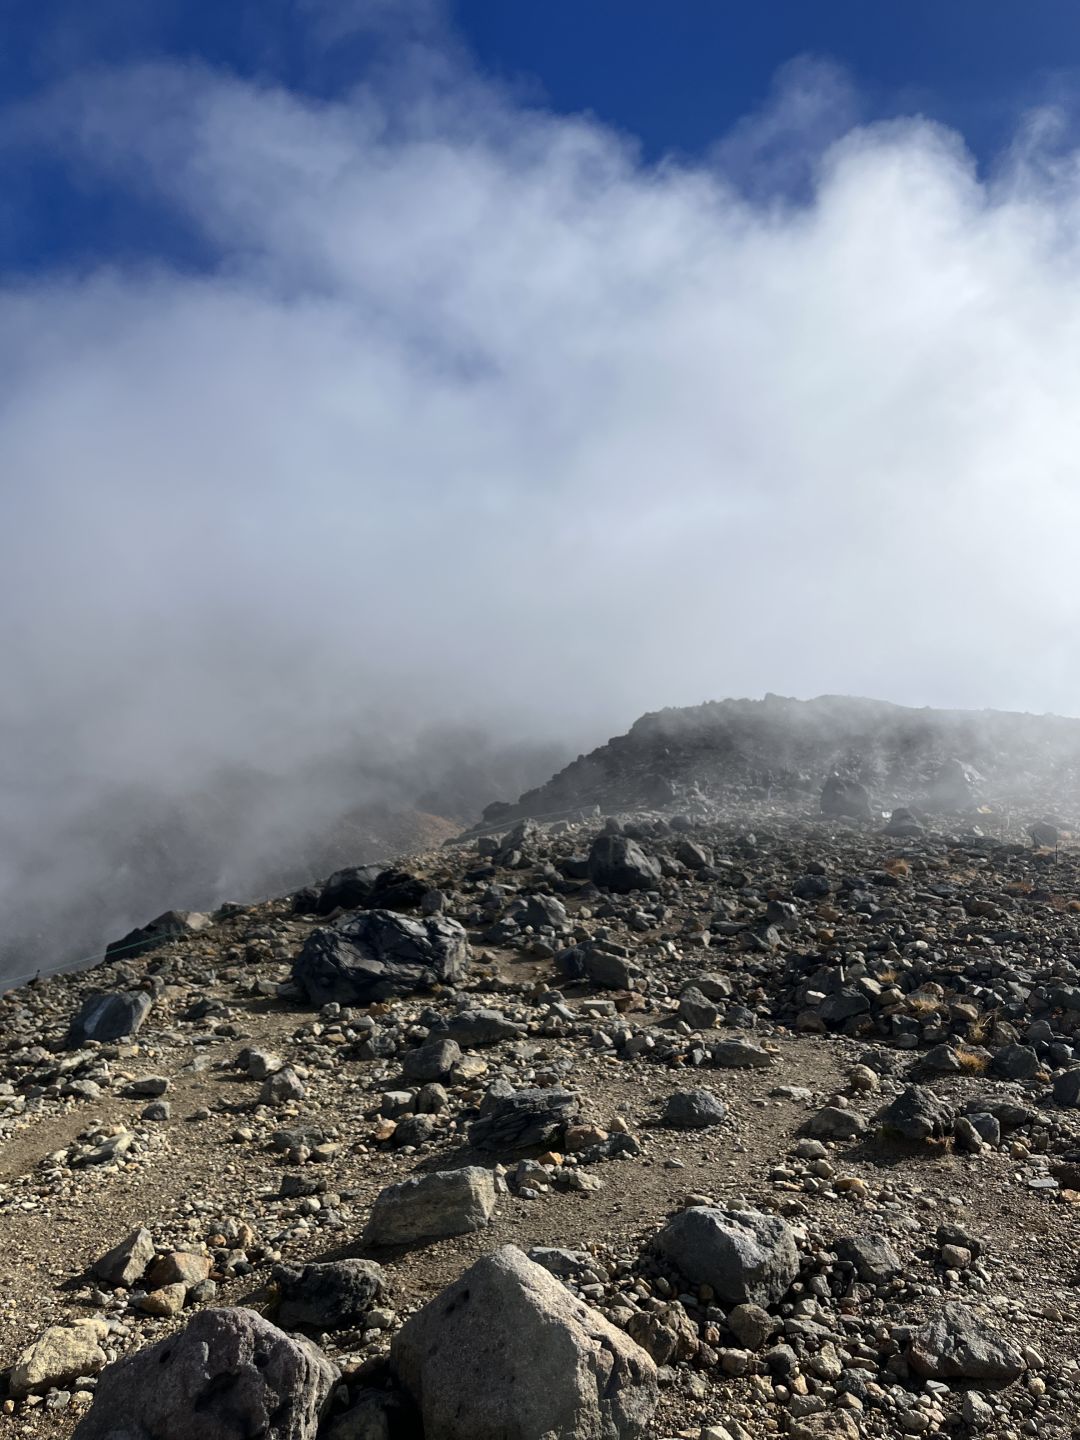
292, 910, 470, 1006
297, 867, 429, 918
71, 1307, 338, 1440
364, 1167, 496, 1247
927, 759, 983, 811
105, 910, 209, 961
469, 1087, 580, 1152
820, 775, 872, 820
390, 1246, 657, 1439
68, 990, 152, 1047
556, 943, 642, 991
8, 1320, 108, 1398
586, 835, 662, 894
654, 1207, 799, 1307
302, 865, 383, 915
908, 1304, 1025, 1382
662, 1089, 727, 1129
273, 1260, 384, 1331
877, 1085, 954, 1141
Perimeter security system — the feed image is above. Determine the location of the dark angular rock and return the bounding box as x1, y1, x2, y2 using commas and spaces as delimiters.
435, 1008, 525, 1047
908, 1304, 1025, 1381
92, 1227, 155, 1288
662, 1088, 727, 1129
991, 1044, 1041, 1080
677, 988, 719, 1030
68, 991, 152, 1047
402, 1038, 462, 1083
820, 776, 872, 820
556, 944, 642, 991
1053, 1068, 1080, 1107
877, 1085, 954, 1141
273, 1260, 385, 1330
105, 910, 208, 961
834, 1234, 901, 1284
885, 807, 923, 837
469, 1088, 580, 1152
654, 1207, 798, 1307
586, 835, 662, 893
292, 910, 470, 1006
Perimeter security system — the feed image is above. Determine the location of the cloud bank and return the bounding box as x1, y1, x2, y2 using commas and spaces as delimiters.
4, 30, 1080, 973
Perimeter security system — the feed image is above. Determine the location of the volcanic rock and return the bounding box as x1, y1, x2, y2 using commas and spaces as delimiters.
390, 1245, 658, 1439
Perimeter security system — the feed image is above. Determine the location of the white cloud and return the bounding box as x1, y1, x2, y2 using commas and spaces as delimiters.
4, 42, 1080, 967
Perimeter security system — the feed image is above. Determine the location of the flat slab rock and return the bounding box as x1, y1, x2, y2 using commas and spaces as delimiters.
390, 1245, 657, 1439
72, 1307, 339, 1440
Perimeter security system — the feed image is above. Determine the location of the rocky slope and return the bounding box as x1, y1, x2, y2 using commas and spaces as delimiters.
4, 701, 1080, 1440
481, 694, 1080, 828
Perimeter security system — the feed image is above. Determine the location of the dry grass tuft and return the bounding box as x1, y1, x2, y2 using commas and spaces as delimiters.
955, 1049, 989, 1074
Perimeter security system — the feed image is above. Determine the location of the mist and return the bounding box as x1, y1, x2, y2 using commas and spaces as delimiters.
5, 16, 1080, 978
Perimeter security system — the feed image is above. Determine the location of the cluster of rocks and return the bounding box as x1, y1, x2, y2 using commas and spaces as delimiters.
7, 738, 1080, 1438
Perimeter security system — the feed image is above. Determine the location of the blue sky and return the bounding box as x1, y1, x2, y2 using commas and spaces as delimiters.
4, 0, 1080, 276
9, 1, 1080, 955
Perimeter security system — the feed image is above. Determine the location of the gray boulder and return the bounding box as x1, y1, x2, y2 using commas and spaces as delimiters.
820, 775, 872, 820
805, 1106, 868, 1141
878, 1085, 954, 1141
908, 1304, 1025, 1381
677, 987, 719, 1030
556, 944, 642, 991
71, 1307, 337, 1440
885, 807, 923, 837
292, 910, 470, 1006
662, 1089, 727, 1129
834, 1234, 901, 1284
586, 835, 662, 894
273, 1260, 384, 1330
990, 1045, 1040, 1081
364, 1168, 496, 1247
68, 990, 152, 1047
654, 1207, 798, 1307
93, 1227, 155, 1288
1052, 1068, 1080, 1108
928, 759, 983, 811
105, 910, 209, 961
402, 1038, 462, 1082
712, 1038, 775, 1069
390, 1245, 657, 1439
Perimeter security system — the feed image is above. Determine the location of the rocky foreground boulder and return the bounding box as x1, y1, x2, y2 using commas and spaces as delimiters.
363, 1166, 496, 1246
390, 1245, 658, 1439
654, 1206, 799, 1307
291, 909, 470, 1005
67, 990, 152, 1047
71, 1308, 338, 1440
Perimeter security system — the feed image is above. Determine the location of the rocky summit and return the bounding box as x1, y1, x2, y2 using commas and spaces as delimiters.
5, 695, 1080, 1440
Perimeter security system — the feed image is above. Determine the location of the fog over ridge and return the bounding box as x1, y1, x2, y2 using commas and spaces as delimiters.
4, 30, 1080, 976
